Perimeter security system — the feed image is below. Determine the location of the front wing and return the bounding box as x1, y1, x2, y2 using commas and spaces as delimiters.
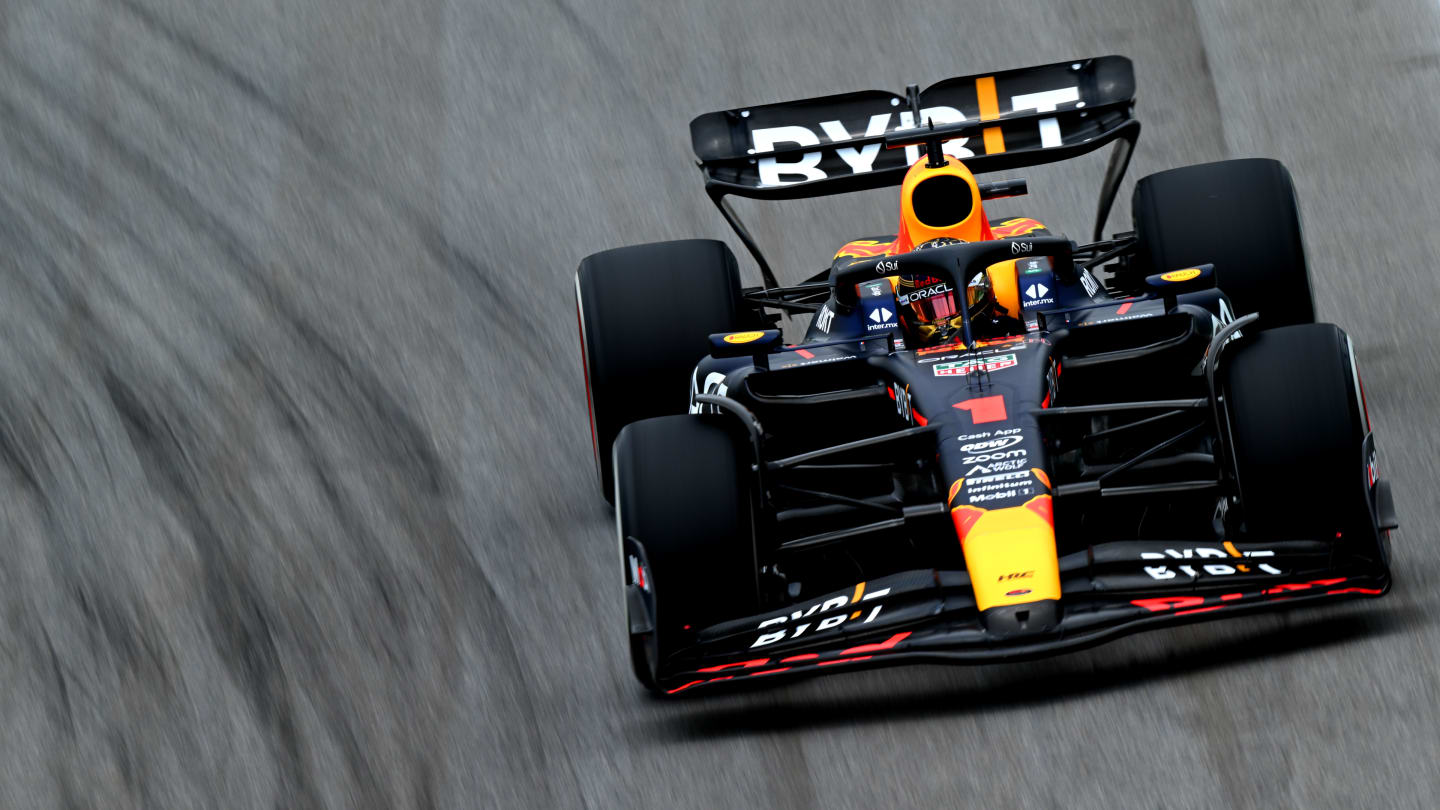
655, 539, 1389, 695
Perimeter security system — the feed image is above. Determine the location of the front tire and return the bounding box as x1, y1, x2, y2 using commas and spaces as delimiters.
614, 415, 758, 690
1132, 158, 1314, 328
1221, 324, 1372, 547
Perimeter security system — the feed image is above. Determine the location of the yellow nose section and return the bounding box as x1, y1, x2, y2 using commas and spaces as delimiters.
951, 495, 1060, 611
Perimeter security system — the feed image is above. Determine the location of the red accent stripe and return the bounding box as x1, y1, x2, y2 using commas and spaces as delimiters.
1220, 593, 1242, 601
665, 680, 705, 694
697, 658, 770, 673
1023, 495, 1053, 524
951, 505, 986, 541
1116, 302, 1133, 315
636, 565, 644, 589
1264, 583, 1314, 596
1328, 587, 1384, 596
1358, 375, 1371, 431
1176, 606, 1223, 616
841, 632, 911, 656
576, 304, 599, 468
1259, 577, 1349, 597
818, 656, 873, 666
1132, 596, 1204, 612
887, 387, 897, 399
913, 410, 928, 427
918, 339, 967, 356
796, 348, 815, 359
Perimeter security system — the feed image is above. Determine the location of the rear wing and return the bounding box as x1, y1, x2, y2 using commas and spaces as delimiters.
689, 56, 1139, 286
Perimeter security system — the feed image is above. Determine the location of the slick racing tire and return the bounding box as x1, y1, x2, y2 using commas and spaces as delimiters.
1221, 324, 1372, 547
614, 415, 758, 691
576, 239, 749, 503
1132, 158, 1314, 329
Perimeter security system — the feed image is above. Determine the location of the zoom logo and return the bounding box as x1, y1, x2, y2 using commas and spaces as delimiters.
963, 448, 1026, 465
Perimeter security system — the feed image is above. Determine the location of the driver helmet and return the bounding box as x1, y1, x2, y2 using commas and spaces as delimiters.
895, 246, 999, 346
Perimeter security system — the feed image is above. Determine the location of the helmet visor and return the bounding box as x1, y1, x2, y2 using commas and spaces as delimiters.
898, 277, 959, 323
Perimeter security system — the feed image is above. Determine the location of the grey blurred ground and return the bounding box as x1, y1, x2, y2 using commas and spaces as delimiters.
0, 0, 1437, 807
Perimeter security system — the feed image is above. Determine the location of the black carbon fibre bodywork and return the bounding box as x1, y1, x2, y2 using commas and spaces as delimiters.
639, 236, 1394, 695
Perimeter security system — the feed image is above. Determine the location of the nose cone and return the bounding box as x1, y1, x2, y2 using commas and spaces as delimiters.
953, 494, 1062, 637
981, 601, 1060, 638
897, 156, 989, 251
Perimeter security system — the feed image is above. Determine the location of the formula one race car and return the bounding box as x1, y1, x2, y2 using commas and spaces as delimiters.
575, 56, 1397, 695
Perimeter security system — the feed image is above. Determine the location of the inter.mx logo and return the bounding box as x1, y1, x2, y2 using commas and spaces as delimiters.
934, 354, 1017, 376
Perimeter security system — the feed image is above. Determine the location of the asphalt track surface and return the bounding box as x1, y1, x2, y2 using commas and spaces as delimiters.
1, 1, 1439, 808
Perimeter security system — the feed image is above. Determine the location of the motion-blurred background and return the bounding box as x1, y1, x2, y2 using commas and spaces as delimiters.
0, 0, 1435, 807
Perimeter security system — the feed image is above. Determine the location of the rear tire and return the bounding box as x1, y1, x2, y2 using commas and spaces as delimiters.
614, 415, 758, 690
1221, 324, 1370, 542
1132, 158, 1314, 328
576, 240, 749, 502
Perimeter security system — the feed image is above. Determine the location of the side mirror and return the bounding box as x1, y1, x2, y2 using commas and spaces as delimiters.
1145, 263, 1215, 311
709, 329, 782, 358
